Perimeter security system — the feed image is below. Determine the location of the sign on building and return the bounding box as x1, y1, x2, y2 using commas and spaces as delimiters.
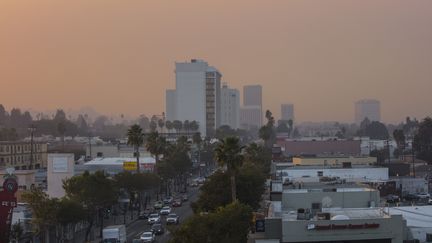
123, 161, 137, 171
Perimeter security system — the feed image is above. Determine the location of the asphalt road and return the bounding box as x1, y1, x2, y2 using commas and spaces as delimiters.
126, 185, 200, 243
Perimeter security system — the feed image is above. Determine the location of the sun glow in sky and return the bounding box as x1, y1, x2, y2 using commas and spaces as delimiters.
1, 0, 431, 122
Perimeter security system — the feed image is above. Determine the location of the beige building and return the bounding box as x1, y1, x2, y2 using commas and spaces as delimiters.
292, 156, 377, 167
0, 141, 48, 170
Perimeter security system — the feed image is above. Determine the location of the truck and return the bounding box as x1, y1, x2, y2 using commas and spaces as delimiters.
102, 225, 127, 243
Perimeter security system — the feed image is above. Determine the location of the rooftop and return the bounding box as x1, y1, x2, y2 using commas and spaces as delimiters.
85, 157, 155, 166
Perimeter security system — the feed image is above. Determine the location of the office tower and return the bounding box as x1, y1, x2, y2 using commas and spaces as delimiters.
165, 89, 176, 122
355, 99, 381, 124
281, 104, 294, 122
170, 59, 221, 136
240, 106, 262, 129
242, 85, 263, 128
221, 83, 240, 129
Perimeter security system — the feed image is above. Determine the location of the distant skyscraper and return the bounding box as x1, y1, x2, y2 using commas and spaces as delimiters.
281, 104, 294, 122
355, 99, 381, 124
221, 83, 240, 129
242, 85, 263, 127
167, 59, 221, 136
165, 89, 176, 122
240, 106, 262, 129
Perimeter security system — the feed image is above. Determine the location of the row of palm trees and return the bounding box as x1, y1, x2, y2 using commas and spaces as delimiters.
150, 119, 199, 134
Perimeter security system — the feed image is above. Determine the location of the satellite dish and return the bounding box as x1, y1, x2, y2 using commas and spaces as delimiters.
322, 196, 332, 208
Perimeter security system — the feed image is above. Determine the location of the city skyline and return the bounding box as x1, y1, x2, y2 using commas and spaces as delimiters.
1, 1, 432, 123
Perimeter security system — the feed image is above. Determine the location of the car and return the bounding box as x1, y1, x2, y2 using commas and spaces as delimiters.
151, 223, 165, 235
386, 194, 400, 203
172, 199, 182, 207
163, 197, 173, 205
190, 182, 199, 187
416, 192, 431, 199
181, 194, 188, 202
166, 213, 180, 225
153, 201, 163, 210
160, 206, 171, 215
196, 177, 205, 184
404, 194, 420, 201
428, 198, 432, 205
140, 231, 155, 242
147, 213, 161, 225
139, 209, 153, 219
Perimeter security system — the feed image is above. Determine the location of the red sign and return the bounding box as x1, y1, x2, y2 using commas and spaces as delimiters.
0, 178, 18, 243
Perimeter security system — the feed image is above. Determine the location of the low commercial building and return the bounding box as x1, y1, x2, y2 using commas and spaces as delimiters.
292, 156, 377, 166
263, 183, 410, 243
390, 177, 428, 195
0, 141, 48, 170
80, 157, 156, 175
388, 206, 432, 243
276, 140, 361, 156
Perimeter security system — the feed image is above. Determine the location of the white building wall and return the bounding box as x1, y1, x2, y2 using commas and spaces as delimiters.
221, 84, 240, 129
175, 61, 207, 136
280, 167, 389, 182
47, 153, 75, 198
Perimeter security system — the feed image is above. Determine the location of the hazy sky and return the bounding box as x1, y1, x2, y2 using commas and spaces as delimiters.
1, 0, 431, 123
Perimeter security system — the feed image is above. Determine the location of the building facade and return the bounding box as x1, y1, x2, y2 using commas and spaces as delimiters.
281, 104, 294, 122
355, 99, 381, 124
0, 141, 48, 170
240, 106, 262, 129
221, 83, 240, 129
242, 85, 263, 128
165, 89, 177, 122
170, 59, 221, 136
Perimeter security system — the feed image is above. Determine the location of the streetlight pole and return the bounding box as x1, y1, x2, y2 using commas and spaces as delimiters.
28, 124, 36, 170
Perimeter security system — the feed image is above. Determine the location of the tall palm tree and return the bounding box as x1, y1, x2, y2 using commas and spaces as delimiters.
127, 124, 144, 172
158, 119, 165, 133
173, 120, 182, 134
214, 136, 244, 202
189, 120, 199, 132
183, 120, 190, 135
146, 131, 166, 164
165, 121, 173, 133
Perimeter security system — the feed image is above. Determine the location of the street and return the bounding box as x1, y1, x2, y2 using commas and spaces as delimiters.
125, 186, 200, 243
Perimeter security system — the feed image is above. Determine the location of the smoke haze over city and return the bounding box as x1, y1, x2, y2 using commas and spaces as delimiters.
1, 0, 432, 123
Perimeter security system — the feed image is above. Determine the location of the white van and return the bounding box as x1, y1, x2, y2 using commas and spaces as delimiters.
102, 225, 127, 243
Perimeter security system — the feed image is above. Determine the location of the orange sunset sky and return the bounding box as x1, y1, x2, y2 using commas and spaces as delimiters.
0, 0, 431, 123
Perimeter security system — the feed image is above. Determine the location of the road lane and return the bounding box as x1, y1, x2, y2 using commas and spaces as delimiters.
126, 185, 200, 242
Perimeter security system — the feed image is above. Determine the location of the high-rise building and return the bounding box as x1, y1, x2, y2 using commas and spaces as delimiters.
221, 83, 240, 129
240, 106, 262, 130
242, 85, 263, 128
168, 59, 221, 136
165, 89, 176, 122
281, 104, 294, 122
355, 99, 381, 124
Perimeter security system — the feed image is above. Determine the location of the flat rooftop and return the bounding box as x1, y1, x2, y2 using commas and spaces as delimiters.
281, 207, 389, 221
284, 187, 375, 193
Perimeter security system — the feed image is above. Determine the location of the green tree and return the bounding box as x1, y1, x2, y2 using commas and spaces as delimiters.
127, 124, 144, 172
63, 171, 118, 241
189, 120, 199, 132
166, 120, 173, 133
173, 120, 183, 133
214, 137, 244, 202
215, 125, 237, 140
414, 117, 432, 163
393, 129, 406, 158
244, 142, 272, 174
158, 119, 165, 133
183, 120, 190, 134
170, 201, 252, 243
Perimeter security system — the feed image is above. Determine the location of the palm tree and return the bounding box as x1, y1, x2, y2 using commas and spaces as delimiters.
190, 120, 199, 132
183, 120, 190, 135
173, 120, 182, 134
165, 121, 173, 133
127, 124, 144, 172
146, 131, 166, 163
158, 119, 165, 133
57, 121, 66, 152
214, 136, 244, 202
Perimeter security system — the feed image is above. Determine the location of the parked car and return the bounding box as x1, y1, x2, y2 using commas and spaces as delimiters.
181, 194, 188, 201
190, 182, 199, 187
151, 223, 165, 235
386, 194, 400, 203
172, 199, 182, 207
404, 194, 420, 201
140, 231, 155, 242
147, 214, 161, 225
166, 213, 180, 225
153, 201, 163, 210
139, 209, 152, 220
428, 198, 432, 205
160, 206, 171, 215
416, 192, 431, 199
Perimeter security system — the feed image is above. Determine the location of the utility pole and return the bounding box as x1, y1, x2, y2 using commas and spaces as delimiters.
412, 141, 416, 177
28, 124, 36, 170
